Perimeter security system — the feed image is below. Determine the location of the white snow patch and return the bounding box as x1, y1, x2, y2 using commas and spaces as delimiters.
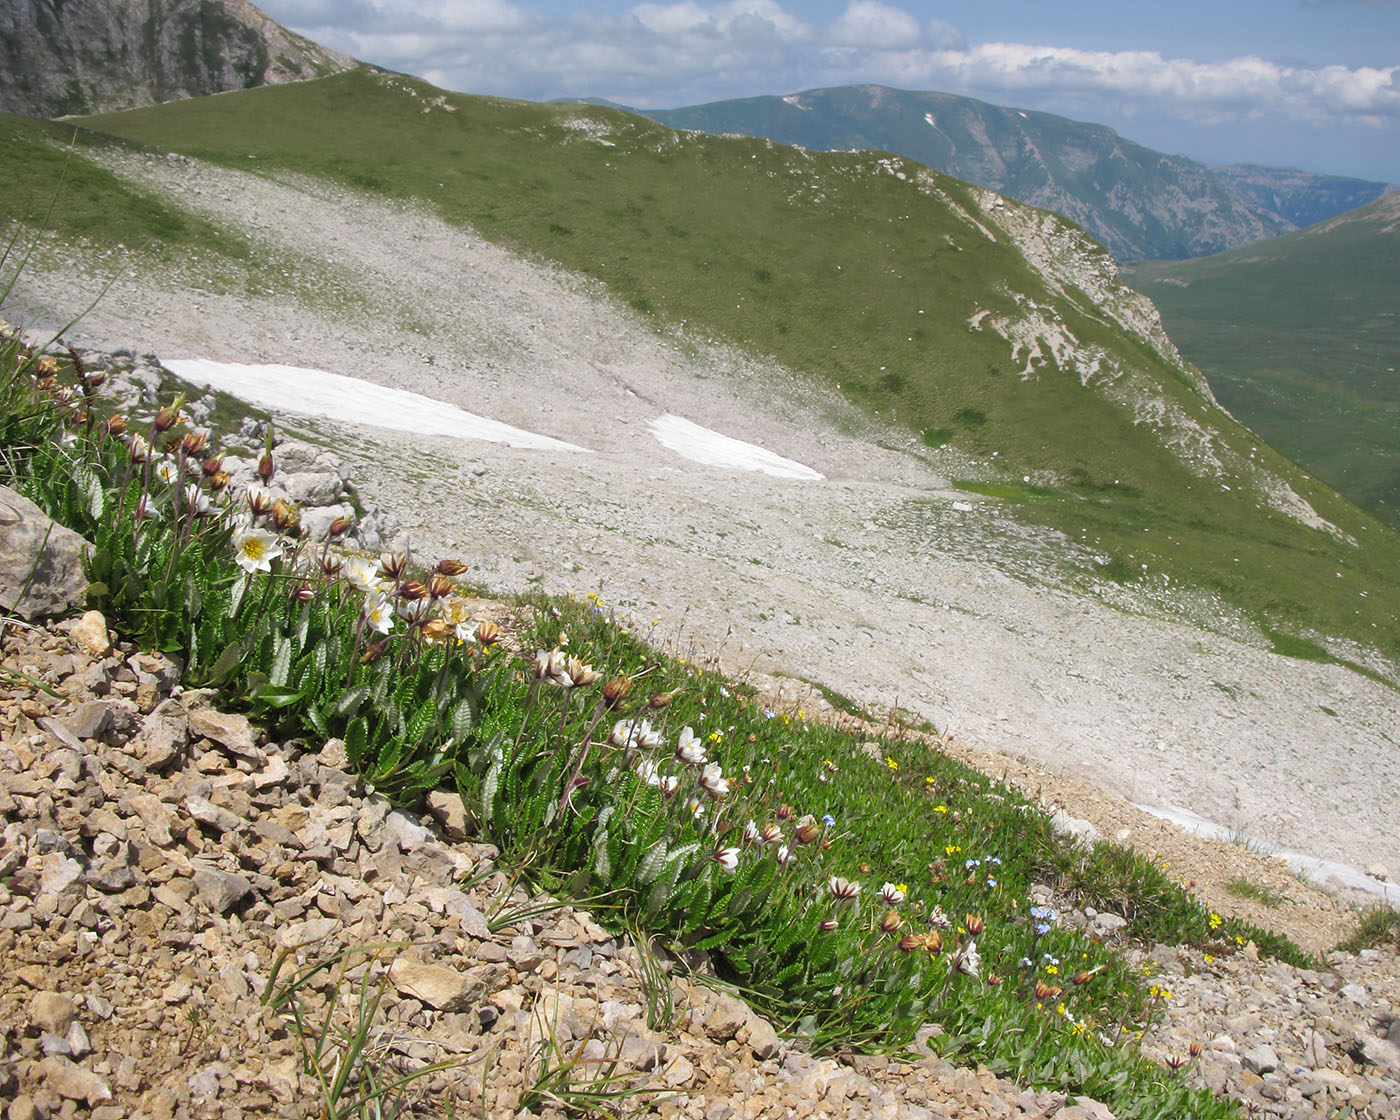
923, 112, 936, 128
648, 414, 824, 480
164, 359, 590, 452
1135, 803, 1400, 904
783, 95, 810, 109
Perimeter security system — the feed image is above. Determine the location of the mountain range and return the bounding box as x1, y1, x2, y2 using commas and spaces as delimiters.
641, 85, 1392, 261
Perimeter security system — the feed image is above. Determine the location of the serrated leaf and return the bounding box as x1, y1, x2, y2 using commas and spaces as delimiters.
451, 698, 476, 740
635, 841, 668, 884
334, 684, 369, 719
270, 636, 292, 688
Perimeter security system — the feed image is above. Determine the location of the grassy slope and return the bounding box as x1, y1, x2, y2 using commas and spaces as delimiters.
23, 68, 1398, 670
1126, 195, 1400, 531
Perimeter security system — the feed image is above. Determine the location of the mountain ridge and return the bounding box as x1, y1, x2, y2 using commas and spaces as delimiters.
640, 84, 1393, 261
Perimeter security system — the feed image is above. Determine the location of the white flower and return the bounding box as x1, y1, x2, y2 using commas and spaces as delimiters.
155, 458, 179, 486
713, 846, 740, 873
184, 484, 212, 517
635, 720, 663, 750
343, 556, 382, 594
232, 526, 282, 573
880, 882, 906, 907
675, 726, 706, 766
828, 876, 861, 901
957, 938, 981, 978
743, 820, 761, 846
534, 648, 571, 687
776, 844, 792, 866
363, 591, 395, 634
699, 762, 729, 799
610, 720, 637, 750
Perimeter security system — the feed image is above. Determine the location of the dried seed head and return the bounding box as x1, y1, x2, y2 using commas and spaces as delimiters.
421, 618, 451, 644
774, 803, 794, 822
181, 431, 209, 457
794, 815, 821, 844
320, 554, 344, 577
648, 691, 674, 710
434, 559, 468, 577
361, 639, 388, 664
209, 471, 231, 493
602, 675, 631, 710
880, 909, 903, 933
271, 499, 299, 532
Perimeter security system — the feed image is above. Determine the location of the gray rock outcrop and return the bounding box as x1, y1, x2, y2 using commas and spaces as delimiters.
0, 0, 357, 119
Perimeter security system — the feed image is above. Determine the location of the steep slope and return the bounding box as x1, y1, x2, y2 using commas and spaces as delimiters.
643, 85, 1391, 261
1126, 193, 1400, 530
5, 76, 1399, 878
0, 0, 355, 118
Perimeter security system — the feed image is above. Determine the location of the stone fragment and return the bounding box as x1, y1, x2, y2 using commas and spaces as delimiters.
704, 993, 749, 1042
1356, 1034, 1400, 1069
419, 886, 491, 938
277, 917, 339, 950
0, 486, 90, 620
664, 1053, 695, 1088
70, 610, 111, 657
186, 796, 245, 834
1242, 1044, 1279, 1075
39, 1055, 112, 1105
192, 867, 253, 914
740, 1011, 782, 1060
30, 991, 78, 1036
425, 789, 469, 840
389, 958, 486, 1012
130, 707, 187, 771
186, 708, 261, 760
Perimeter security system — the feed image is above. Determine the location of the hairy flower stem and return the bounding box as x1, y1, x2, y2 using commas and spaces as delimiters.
558, 697, 609, 815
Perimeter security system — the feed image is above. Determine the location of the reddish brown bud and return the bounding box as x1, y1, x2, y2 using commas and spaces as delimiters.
208, 471, 231, 493
473, 620, 500, 646
398, 580, 429, 602
106, 415, 128, 438
153, 406, 179, 432
965, 913, 984, 936
880, 909, 903, 933
648, 691, 674, 710
361, 640, 388, 664
257, 451, 275, 483
434, 559, 468, 577
271, 499, 299, 532
292, 584, 316, 603
181, 431, 209, 457
327, 516, 352, 539
427, 573, 454, 600
201, 455, 222, 477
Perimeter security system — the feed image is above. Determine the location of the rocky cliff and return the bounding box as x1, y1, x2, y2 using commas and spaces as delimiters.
0, 0, 355, 118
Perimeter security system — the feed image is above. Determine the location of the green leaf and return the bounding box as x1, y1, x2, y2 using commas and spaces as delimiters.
635, 841, 668, 884
451, 697, 476, 740
270, 635, 292, 688
334, 684, 369, 720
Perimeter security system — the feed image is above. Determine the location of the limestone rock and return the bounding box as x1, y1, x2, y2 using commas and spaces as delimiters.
69, 610, 111, 656
192, 867, 253, 914
0, 486, 90, 621
389, 958, 487, 1012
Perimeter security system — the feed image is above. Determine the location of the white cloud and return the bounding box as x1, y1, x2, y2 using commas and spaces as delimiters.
259, 0, 1400, 138
830, 1, 920, 50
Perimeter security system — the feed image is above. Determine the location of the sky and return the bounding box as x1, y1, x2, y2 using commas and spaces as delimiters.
258, 0, 1400, 182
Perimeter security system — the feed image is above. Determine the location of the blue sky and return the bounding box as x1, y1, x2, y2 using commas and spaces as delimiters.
259, 0, 1400, 182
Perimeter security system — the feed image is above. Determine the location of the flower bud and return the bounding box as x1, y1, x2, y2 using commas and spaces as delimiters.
794, 815, 821, 844
427, 573, 454, 600
648, 691, 674, 709
398, 580, 429, 602
434, 559, 468, 576
473, 620, 500, 646
378, 551, 409, 581
818, 918, 839, 933
292, 584, 316, 603
106, 414, 128, 438
328, 516, 352, 539
257, 450, 275, 483
271, 499, 299, 532
361, 639, 388, 664
201, 455, 223, 477
880, 910, 903, 933
153, 405, 179, 432
181, 431, 209, 457
209, 471, 231, 492
965, 913, 984, 936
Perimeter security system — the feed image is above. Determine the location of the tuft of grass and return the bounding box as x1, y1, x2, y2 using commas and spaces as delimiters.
1225, 878, 1286, 908
1336, 906, 1400, 954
